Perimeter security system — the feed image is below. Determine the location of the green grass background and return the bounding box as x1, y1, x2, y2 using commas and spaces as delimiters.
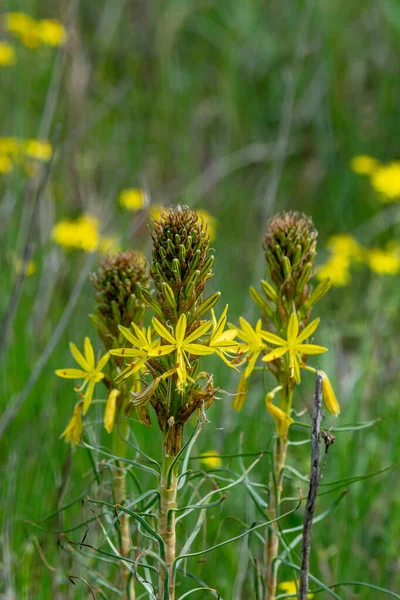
1, 0, 400, 598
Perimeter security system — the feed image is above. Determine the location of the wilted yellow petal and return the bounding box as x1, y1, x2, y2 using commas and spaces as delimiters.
320, 371, 340, 416
104, 389, 120, 433
232, 371, 247, 411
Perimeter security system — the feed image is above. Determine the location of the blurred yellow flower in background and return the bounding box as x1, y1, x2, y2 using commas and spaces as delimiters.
98, 236, 120, 255
0, 155, 13, 174
149, 204, 163, 221
36, 19, 66, 46
4, 12, 66, 48
200, 451, 222, 469
197, 209, 217, 242
52, 214, 100, 253
0, 41, 16, 66
350, 155, 379, 175
24, 139, 52, 161
279, 580, 313, 598
119, 188, 149, 211
12, 255, 36, 276
326, 234, 365, 262
317, 254, 351, 286
370, 162, 400, 202
367, 246, 400, 275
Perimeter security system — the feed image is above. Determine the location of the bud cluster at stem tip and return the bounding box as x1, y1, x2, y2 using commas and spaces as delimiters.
90, 250, 149, 349
150, 205, 214, 323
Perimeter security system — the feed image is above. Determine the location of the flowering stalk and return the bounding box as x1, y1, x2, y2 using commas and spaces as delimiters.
234, 212, 338, 600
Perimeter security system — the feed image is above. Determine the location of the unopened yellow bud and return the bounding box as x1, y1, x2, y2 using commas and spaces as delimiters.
104, 389, 120, 433
320, 371, 340, 416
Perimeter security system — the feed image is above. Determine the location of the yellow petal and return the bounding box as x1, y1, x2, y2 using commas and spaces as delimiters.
82, 380, 96, 414
185, 320, 211, 344
266, 398, 293, 438
152, 317, 176, 345
260, 330, 286, 346
60, 403, 83, 446
118, 324, 141, 346
55, 368, 87, 379
296, 344, 327, 355
296, 317, 320, 344
262, 346, 288, 362
110, 348, 142, 357
287, 313, 299, 344
96, 352, 110, 372
84, 337, 95, 369
69, 342, 90, 371
131, 323, 148, 347
184, 343, 214, 356
244, 351, 259, 379
148, 344, 175, 357
175, 313, 187, 344
104, 389, 120, 433
232, 371, 247, 411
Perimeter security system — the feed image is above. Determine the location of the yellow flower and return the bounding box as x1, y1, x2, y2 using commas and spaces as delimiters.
149, 314, 213, 388
196, 209, 217, 242
0, 41, 16, 66
119, 188, 149, 211
104, 389, 120, 433
55, 337, 110, 414
60, 403, 83, 446
23, 139, 52, 161
232, 370, 247, 411
12, 255, 36, 276
0, 155, 13, 174
262, 313, 327, 384
98, 235, 120, 255
326, 234, 364, 262
265, 394, 293, 438
367, 247, 400, 275
370, 162, 400, 202
320, 371, 340, 416
235, 318, 267, 378
350, 155, 379, 175
200, 451, 222, 469
110, 325, 160, 382
0, 137, 19, 154
316, 254, 351, 287
36, 19, 66, 46
51, 214, 100, 252
5, 12, 41, 48
279, 580, 313, 598
209, 305, 238, 368
149, 204, 163, 222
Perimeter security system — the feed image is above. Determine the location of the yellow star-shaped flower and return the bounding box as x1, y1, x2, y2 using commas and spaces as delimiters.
149, 314, 213, 387
235, 318, 267, 378
55, 337, 109, 413
262, 313, 327, 383
110, 324, 160, 382
209, 305, 238, 369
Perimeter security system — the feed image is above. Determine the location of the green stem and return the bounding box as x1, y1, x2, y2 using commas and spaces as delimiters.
158, 439, 179, 600
264, 385, 293, 600
113, 400, 135, 600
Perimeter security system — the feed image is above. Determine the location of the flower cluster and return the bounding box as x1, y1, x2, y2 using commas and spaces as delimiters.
3, 12, 66, 49
51, 214, 119, 254
56, 206, 236, 456
317, 233, 400, 285
0, 137, 52, 176
351, 154, 400, 202
234, 211, 339, 436
118, 188, 149, 211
